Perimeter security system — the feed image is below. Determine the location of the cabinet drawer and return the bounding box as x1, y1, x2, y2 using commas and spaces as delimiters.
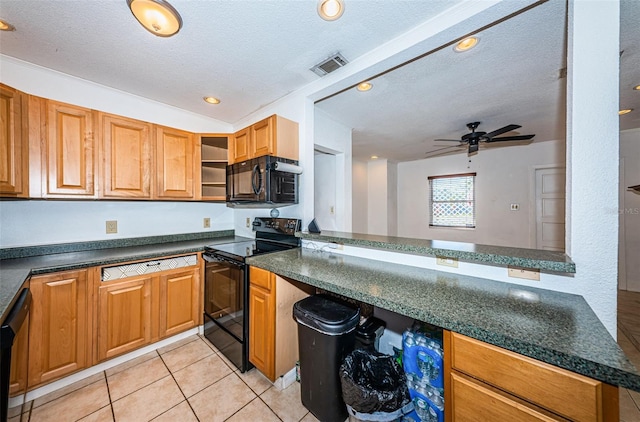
450, 333, 603, 421
250, 266, 272, 291
450, 372, 561, 422
102, 255, 197, 281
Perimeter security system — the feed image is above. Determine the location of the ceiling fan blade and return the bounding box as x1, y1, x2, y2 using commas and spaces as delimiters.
434, 139, 465, 142
484, 124, 521, 139
484, 134, 535, 143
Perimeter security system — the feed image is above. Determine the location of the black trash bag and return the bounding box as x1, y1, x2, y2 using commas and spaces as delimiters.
340, 349, 411, 414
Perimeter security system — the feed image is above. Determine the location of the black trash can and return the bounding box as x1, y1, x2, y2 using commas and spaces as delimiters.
293, 294, 360, 422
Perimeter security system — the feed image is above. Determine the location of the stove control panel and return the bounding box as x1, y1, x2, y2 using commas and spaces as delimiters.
252, 218, 301, 235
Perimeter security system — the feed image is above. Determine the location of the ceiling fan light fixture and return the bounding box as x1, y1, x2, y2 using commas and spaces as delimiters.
619, 108, 633, 115
203, 96, 220, 105
357, 82, 372, 92
0, 19, 15, 31
127, 0, 182, 37
318, 0, 345, 21
454, 36, 479, 52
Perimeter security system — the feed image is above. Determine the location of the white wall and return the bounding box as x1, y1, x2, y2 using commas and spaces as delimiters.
313, 109, 353, 232
397, 140, 564, 247
314, 152, 337, 231
619, 128, 640, 291
0, 201, 233, 247
352, 160, 369, 234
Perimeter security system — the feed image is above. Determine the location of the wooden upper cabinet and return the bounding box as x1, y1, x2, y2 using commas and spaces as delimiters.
229, 127, 250, 164
28, 270, 90, 388
228, 115, 298, 164
45, 101, 96, 197
100, 113, 152, 198
156, 125, 195, 199
0, 84, 28, 196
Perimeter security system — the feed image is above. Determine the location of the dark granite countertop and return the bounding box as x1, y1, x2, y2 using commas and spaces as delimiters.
0, 231, 248, 324
298, 231, 576, 273
247, 247, 640, 391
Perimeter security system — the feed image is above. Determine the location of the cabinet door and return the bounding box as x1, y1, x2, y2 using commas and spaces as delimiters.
0, 84, 27, 196
98, 276, 153, 361
101, 114, 152, 198
230, 127, 251, 164
450, 372, 559, 422
159, 267, 200, 338
156, 126, 195, 199
46, 101, 95, 196
29, 270, 89, 387
251, 116, 274, 157
249, 285, 275, 380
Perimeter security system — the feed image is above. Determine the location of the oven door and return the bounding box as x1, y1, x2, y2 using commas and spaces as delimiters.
226, 157, 266, 203
203, 254, 245, 341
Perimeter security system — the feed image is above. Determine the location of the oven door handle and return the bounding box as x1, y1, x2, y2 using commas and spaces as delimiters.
203, 253, 245, 268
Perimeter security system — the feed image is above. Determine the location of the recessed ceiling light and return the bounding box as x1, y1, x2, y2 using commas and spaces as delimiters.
619, 109, 633, 115
370, 155, 378, 160
127, 0, 182, 37
454, 37, 479, 52
633, 85, 640, 91
203, 96, 220, 105
0, 19, 15, 31
357, 82, 372, 92
318, 0, 345, 21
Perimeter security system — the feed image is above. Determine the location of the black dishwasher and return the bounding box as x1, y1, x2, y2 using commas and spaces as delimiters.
0, 288, 31, 422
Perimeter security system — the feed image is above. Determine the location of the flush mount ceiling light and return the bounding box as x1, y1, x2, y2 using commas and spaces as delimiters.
454, 36, 479, 52
0, 19, 15, 31
203, 96, 220, 105
127, 0, 182, 37
318, 0, 345, 21
357, 82, 372, 92
619, 109, 633, 115
370, 155, 379, 160
633, 85, 640, 91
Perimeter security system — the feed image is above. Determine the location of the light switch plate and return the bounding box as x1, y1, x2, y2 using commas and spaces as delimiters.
508, 266, 540, 281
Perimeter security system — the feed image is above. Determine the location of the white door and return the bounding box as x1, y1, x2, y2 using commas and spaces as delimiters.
314, 150, 337, 231
535, 167, 566, 251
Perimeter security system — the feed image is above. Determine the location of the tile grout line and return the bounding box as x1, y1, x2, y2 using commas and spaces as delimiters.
102, 371, 116, 422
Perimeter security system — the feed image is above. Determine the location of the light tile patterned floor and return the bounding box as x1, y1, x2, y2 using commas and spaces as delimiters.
618, 289, 640, 422
11, 335, 321, 422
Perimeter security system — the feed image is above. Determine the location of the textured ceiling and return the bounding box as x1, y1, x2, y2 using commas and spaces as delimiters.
0, 1, 636, 162
0, 0, 462, 123
317, 0, 640, 162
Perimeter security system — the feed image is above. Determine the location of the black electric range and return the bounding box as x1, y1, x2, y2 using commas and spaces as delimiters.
202, 217, 301, 372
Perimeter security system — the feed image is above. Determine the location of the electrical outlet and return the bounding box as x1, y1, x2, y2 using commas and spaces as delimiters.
436, 256, 458, 268
106, 220, 118, 234
203, 218, 211, 228
246, 217, 250, 228
508, 266, 540, 281
510, 203, 520, 211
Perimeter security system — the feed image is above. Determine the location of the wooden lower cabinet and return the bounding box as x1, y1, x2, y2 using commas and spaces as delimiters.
97, 276, 153, 361
9, 312, 29, 396
159, 267, 200, 338
96, 258, 201, 362
444, 331, 619, 422
248, 267, 312, 381
28, 270, 90, 387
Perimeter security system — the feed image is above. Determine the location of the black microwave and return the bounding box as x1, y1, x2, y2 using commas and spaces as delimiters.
226, 155, 299, 207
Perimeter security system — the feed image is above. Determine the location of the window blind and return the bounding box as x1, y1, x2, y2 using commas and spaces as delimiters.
429, 173, 476, 228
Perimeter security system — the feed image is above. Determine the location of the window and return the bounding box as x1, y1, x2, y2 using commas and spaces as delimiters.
429, 173, 476, 228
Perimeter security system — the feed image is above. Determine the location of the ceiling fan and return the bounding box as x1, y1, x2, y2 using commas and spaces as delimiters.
434, 122, 535, 155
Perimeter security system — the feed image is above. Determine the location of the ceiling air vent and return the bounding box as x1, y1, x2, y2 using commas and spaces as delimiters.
310, 53, 349, 76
